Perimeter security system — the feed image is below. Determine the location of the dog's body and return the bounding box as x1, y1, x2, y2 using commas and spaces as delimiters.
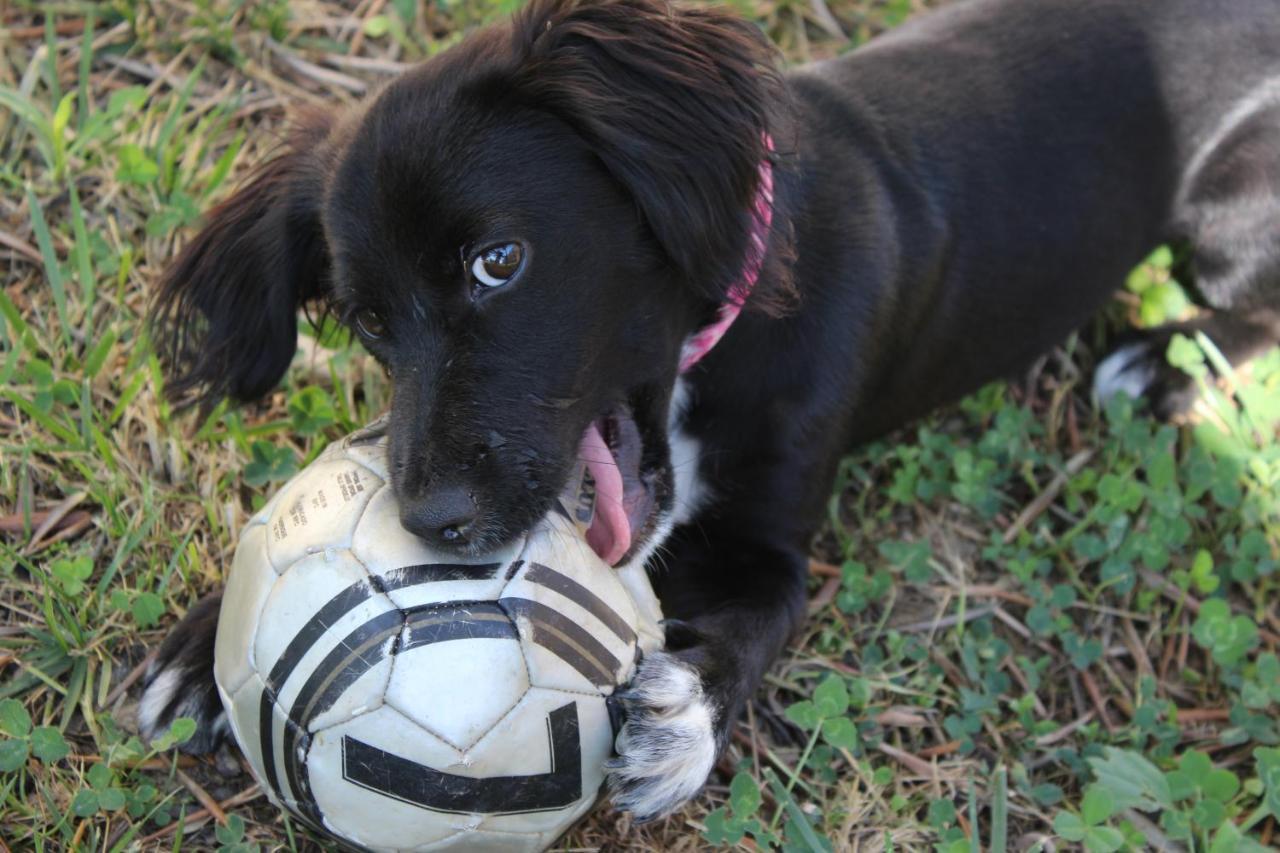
141, 0, 1280, 823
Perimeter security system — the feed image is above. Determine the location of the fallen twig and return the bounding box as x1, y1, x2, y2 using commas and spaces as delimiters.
176, 767, 227, 826
876, 742, 935, 777
918, 740, 961, 759
25, 491, 87, 550
875, 707, 930, 728
808, 559, 840, 578
0, 229, 42, 263
1003, 449, 1095, 543
808, 574, 841, 614
992, 604, 1033, 639
1176, 707, 1230, 723
1079, 669, 1116, 733
896, 605, 995, 634
807, 0, 847, 39
67, 753, 199, 770
950, 584, 1035, 608
266, 39, 368, 94
4, 19, 87, 39
1034, 712, 1096, 747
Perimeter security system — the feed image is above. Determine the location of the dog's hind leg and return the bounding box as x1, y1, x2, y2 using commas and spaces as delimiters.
1094, 310, 1280, 418
137, 592, 229, 754
1096, 96, 1280, 418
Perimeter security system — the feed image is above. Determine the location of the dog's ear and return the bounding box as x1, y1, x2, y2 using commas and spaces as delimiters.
150, 113, 333, 409
510, 0, 789, 308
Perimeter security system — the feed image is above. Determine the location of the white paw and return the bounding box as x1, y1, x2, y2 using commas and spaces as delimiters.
607, 651, 719, 820
1094, 342, 1157, 404
137, 660, 228, 752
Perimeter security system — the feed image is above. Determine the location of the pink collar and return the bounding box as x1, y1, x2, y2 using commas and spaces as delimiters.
677, 145, 775, 373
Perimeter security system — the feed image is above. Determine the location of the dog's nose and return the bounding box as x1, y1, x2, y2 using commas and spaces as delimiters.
398, 484, 478, 547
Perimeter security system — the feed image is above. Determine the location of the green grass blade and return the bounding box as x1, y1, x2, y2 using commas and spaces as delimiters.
82, 326, 117, 379
0, 284, 30, 351
1, 389, 78, 443
109, 369, 148, 425
43, 15, 62, 105
765, 768, 831, 852
91, 421, 117, 472
79, 377, 93, 449
0, 85, 50, 128
25, 186, 70, 350
0, 343, 19, 386
969, 777, 980, 853
51, 91, 74, 182
76, 10, 95, 131
154, 59, 207, 179
0, 86, 56, 170
93, 510, 157, 599
68, 183, 95, 332
60, 658, 87, 730
991, 766, 1008, 853
201, 129, 245, 198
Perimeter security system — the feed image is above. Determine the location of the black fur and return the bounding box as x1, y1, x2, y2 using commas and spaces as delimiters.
143, 0, 1280, 821
137, 593, 225, 754
152, 114, 333, 405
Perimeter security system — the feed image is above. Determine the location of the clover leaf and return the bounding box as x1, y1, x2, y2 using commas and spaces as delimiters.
1192, 599, 1260, 668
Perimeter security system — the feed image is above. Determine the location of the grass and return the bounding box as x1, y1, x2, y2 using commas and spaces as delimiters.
2, 0, 1279, 850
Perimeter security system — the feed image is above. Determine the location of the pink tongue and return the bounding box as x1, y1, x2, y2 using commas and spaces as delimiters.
579, 423, 632, 565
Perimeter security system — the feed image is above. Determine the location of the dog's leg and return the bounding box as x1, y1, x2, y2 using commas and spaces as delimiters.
608, 528, 807, 820
1094, 309, 1280, 418
137, 592, 229, 754
1097, 98, 1280, 418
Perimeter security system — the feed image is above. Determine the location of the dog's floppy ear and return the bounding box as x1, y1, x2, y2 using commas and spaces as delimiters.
510, 0, 789, 308
150, 113, 333, 408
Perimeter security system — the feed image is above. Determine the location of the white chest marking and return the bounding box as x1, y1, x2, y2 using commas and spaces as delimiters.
668, 378, 711, 527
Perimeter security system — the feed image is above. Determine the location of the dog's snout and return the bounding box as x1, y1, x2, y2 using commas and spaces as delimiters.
398, 483, 478, 547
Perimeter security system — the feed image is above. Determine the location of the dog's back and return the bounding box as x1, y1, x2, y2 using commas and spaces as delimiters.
777, 0, 1280, 437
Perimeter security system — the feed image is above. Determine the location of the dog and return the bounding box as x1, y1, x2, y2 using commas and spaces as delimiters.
140, 0, 1280, 823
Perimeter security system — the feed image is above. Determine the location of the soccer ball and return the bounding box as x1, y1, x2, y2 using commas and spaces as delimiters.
212, 424, 664, 851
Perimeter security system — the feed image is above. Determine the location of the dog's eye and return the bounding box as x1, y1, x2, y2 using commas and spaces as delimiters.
470, 243, 524, 290
354, 309, 386, 340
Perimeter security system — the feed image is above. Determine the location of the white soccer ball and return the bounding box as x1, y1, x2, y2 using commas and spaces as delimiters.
213, 424, 664, 852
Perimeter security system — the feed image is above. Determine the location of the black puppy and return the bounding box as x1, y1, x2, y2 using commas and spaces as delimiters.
141, 0, 1280, 822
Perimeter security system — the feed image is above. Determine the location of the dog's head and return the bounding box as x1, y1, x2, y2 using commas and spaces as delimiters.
153, 0, 788, 563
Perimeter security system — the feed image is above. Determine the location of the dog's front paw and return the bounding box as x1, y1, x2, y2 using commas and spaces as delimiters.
606, 650, 721, 821
137, 593, 228, 754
